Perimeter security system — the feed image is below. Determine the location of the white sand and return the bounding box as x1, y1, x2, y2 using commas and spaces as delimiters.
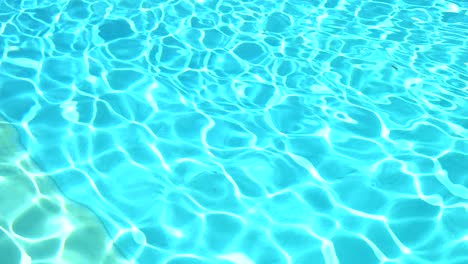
0, 117, 130, 264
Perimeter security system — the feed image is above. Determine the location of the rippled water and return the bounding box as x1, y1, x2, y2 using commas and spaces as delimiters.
0, 0, 467, 263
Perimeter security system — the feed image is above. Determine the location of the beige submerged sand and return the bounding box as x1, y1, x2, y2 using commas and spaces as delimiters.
0, 118, 129, 264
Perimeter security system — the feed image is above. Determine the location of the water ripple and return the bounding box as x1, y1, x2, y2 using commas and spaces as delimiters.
0, 0, 467, 263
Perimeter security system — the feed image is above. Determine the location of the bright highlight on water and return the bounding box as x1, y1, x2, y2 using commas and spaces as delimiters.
0, 0, 467, 263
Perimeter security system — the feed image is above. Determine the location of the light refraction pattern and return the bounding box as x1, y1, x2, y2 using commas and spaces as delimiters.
0, 0, 467, 263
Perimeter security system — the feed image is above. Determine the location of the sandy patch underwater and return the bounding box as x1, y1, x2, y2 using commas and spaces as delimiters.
0, 116, 129, 264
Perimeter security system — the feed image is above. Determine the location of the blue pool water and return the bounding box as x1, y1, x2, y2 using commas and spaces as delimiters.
0, 0, 467, 263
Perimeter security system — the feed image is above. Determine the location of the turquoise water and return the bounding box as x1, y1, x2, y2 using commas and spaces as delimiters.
0, 0, 467, 263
